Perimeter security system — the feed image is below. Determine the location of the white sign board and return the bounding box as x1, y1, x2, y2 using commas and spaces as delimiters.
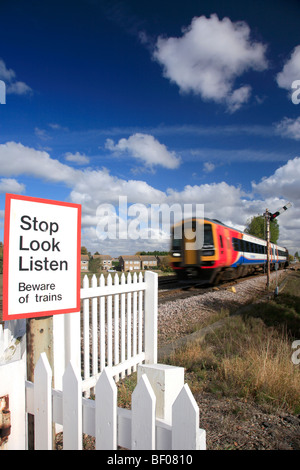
3, 194, 81, 320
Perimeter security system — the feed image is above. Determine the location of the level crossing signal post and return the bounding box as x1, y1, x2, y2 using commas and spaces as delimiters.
264, 202, 292, 289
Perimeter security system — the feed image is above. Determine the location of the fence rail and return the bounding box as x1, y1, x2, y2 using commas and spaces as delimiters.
25, 353, 206, 450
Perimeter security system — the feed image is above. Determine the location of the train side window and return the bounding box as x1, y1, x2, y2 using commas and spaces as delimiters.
232, 238, 240, 251
219, 235, 223, 249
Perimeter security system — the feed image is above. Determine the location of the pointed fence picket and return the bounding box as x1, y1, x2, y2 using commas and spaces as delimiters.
34, 353, 52, 450
25, 354, 206, 451
131, 374, 156, 450
95, 368, 117, 450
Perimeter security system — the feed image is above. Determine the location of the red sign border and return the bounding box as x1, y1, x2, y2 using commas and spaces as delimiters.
3, 193, 81, 320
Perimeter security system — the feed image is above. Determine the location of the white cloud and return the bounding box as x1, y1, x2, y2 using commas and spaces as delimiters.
0, 141, 76, 183
0, 141, 165, 212
64, 152, 90, 165
165, 181, 246, 222
0, 178, 25, 194
153, 14, 268, 112
0, 59, 15, 81
252, 156, 300, 203
203, 162, 215, 173
105, 133, 181, 169
34, 127, 51, 140
275, 117, 300, 140
1, 141, 299, 254
276, 45, 300, 90
0, 58, 32, 95
251, 157, 300, 253
48, 123, 69, 131
6, 81, 32, 95
225, 85, 252, 113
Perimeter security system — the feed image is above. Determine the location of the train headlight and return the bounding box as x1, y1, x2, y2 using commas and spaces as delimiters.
172, 252, 181, 257
203, 250, 214, 257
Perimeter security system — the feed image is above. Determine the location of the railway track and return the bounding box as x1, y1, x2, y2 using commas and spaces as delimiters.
157, 271, 275, 305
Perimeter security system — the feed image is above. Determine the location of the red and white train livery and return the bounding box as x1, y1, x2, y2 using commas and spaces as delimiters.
170, 218, 289, 284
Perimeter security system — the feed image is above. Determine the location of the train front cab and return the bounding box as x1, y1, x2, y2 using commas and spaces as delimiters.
170, 219, 223, 282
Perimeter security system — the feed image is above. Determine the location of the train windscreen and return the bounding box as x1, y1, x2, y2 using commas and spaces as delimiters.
204, 224, 213, 246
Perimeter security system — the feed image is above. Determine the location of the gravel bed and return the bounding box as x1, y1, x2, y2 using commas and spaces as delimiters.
157, 270, 287, 347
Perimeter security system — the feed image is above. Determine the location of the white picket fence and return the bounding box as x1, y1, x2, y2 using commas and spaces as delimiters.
52, 271, 157, 395
81, 270, 157, 380
0, 270, 207, 450
25, 353, 206, 450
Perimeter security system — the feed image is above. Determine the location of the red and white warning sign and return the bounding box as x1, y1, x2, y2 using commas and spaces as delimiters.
3, 194, 81, 320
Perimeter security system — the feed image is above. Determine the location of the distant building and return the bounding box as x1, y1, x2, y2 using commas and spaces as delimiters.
81, 254, 89, 271
119, 255, 141, 271
140, 255, 157, 270
93, 254, 112, 270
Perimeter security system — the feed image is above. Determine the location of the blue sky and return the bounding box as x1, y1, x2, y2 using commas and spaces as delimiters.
0, 0, 300, 256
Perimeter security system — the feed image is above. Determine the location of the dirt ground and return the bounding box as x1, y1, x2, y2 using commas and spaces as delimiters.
193, 389, 300, 450
55, 389, 300, 451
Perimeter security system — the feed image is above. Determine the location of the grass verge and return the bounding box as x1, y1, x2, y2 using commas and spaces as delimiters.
165, 270, 300, 415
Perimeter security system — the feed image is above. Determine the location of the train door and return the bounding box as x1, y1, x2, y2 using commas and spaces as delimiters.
217, 226, 227, 267
183, 220, 201, 266
223, 228, 231, 265
184, 227, 197, 265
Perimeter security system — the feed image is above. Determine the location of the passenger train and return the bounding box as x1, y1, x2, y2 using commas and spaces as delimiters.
170, 218, 289, 284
